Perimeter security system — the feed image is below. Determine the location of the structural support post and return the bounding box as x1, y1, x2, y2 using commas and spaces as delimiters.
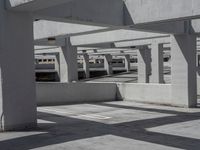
197, 54, 200, 67
82, 53, 90, 78
171, 34, 197, 107
0, 4, 37, 131
150, 41, 164, 83
124, 54, 131, 72
104, 54, 113, 75
60, 38, 78, 82
197, 54, 200, 76
137, 46, 151, 83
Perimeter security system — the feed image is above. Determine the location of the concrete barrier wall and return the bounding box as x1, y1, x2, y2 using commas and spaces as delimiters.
112, 63, 125, 67
35, 64, 55, 70
36, 80, 198, 107
117, 83, 172, 105
36, 82, 117, 106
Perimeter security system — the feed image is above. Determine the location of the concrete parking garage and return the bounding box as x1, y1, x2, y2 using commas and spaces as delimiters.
1, 1, 200, 149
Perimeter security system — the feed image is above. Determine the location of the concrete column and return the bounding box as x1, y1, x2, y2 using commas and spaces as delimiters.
138, 46, 151, 83
137, 46, 151, 83
60, 38, 78, 82
104, 54, 113, 75
150, 41, 164, 83
83, 53, 90, 78
124, 55, 131, 72
171, 34, 197, 107
197, 54, 200, 76
0, 4, 37, 131
197, 54, 200, 67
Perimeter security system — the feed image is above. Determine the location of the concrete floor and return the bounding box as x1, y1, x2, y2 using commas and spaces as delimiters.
84, 70, 171, 83
0, 101, 200, 150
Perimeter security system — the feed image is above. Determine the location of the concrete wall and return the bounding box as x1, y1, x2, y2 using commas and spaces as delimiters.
117, 83, 172, 105
36, 82, 117, 106
112, 63, 125, 68
35, 64, 55, 70
36, 80, 198, 107
90, 63, 104, 68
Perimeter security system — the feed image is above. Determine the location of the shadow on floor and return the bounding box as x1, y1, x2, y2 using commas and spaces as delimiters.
0, 104, 200, 150
81, 71, 137, 82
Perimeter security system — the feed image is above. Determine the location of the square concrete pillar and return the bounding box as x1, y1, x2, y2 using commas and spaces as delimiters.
171, 35, 197, 107
0, 6, 37, 131
197, 54, 200, 67
137, 46, 151, 83
60, 38, 78, 82
104, 54, 113, 75
197, 54, 200, 76
83, 53, 90, 78
124, 55, 131, 72
150, 41, 164, 83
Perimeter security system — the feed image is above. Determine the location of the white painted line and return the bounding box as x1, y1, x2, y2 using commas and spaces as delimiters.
38, 108, 74, 115
75, 114, 111, 120
37, 119, 56, 124
38, 108, 111, 120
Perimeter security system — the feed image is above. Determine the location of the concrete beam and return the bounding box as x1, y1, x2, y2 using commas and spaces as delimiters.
35, 37, 115, 49
71, 29, 167, 46
9, 0, 200, 35
34, 22, 167, 48
78, 48, 137, 56
85, 48, 135, 53
77, 47, 98, 51
34, 38, 65, 47
131, 19, 200, 35
33, 7, 200, 35
34, 20, 107, 40
34, 0, 124, 26
130, 21, 186, 34
115, 36, 170, 48
87, 52, 137, 56
35, 46, 60, 52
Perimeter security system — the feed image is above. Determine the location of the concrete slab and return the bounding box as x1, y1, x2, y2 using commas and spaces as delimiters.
0, 101, 200, 150
84, 69, 171, 83
148, 119, 200, 140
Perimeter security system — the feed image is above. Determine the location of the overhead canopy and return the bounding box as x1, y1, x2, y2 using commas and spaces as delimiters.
7, 0, 200, 25
124, 0, 200, 24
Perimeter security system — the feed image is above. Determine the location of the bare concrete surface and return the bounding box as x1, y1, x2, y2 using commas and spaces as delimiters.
85, 71, 139, 83
84, 70, 171, 83
0, 101, 200, 150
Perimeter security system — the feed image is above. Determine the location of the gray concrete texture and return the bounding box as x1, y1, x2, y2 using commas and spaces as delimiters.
0, 0, 37, 131
60, 38, 78, 82
0, 101, 200, 150
36, 82, 116, 106
84, 70, 171, 84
